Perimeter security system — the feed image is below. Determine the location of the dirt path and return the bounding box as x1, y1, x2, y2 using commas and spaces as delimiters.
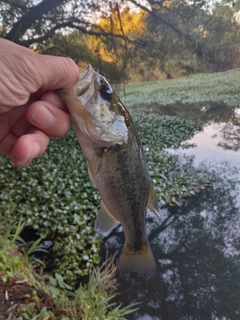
0, 279, 34, 319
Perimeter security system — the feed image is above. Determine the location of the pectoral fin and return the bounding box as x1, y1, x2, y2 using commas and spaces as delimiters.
86, 154, 104, 187
94, 203, 119, 233
147, 180, 161, 218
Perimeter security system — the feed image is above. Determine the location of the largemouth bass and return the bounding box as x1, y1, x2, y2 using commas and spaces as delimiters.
59, 64, 160, 275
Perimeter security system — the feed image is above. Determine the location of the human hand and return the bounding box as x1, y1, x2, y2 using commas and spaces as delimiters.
0, 39, 79, 166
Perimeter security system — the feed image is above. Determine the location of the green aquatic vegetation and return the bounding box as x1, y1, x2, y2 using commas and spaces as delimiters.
132, 109, 202, 150
0, 107, 208, 281
117, 68, 240, 108
131, 109, 210, 206
0, 130, 101, 282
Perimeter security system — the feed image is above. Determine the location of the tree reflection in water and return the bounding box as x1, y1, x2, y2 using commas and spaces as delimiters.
218, 108, 240, 151
103, 156, 240, 320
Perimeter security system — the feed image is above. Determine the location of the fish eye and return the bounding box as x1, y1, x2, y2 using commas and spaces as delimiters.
100, 85, 113, 102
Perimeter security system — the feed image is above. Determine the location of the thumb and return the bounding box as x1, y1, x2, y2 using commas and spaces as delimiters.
37, 54, 79, 90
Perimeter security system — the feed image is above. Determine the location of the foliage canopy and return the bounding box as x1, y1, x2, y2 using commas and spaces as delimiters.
1, 0, 240, 80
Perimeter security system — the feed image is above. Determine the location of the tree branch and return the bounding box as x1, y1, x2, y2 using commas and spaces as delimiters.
17, 22, 72, 46
5, 0, 65, 43
17, 19, 146, 49
129, 0, 204, 57
116, 3, 129, 77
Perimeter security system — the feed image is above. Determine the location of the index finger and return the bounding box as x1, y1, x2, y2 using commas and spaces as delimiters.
37, 55, 79, 90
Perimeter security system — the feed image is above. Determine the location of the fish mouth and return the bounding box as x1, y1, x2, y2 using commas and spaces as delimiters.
79, 64, 93, 79
75, 64, 96, 96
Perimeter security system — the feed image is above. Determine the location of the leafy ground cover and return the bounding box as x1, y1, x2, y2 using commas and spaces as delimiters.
0, 110, 207, 282
117, 68, 240, 108
0, 130, 101, 283
131, 109, 210, 206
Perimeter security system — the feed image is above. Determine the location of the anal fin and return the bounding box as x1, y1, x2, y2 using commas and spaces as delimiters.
147, 180, 161, 218
94, 203, 118, 233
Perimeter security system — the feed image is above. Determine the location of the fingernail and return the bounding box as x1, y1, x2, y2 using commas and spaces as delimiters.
19, 142, 41, 164
29, 142, 41, 158
31, 105, 54, 127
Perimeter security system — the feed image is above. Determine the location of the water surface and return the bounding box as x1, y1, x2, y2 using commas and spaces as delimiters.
102, 104, 240, 320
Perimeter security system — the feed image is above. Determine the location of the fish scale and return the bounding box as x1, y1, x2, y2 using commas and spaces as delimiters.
58, 64, 160, 275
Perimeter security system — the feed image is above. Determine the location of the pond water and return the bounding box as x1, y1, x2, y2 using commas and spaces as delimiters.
101, 104, 240, 320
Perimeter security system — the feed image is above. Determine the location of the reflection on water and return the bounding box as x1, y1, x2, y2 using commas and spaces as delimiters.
102, 104, 240, 320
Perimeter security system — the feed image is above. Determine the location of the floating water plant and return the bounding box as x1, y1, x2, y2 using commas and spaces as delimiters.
118, 68, 240, 108
0, 106, 209, 281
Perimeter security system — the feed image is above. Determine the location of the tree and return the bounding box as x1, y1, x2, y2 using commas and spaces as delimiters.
1, 0, 240, 81
128, 0, 240, 77
0, 0, 128, 47
85, 5, 147, 80
41, 31, 123, 82
0, 0, 146, 81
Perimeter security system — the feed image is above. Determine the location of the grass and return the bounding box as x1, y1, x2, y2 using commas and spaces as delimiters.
0, 222, 137, 319
116, 68, 240, 107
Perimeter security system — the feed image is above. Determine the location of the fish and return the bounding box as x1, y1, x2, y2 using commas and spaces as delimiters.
58, 64, 160, 275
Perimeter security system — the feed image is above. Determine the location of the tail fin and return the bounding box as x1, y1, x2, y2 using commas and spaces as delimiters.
117, 242, 156, 276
